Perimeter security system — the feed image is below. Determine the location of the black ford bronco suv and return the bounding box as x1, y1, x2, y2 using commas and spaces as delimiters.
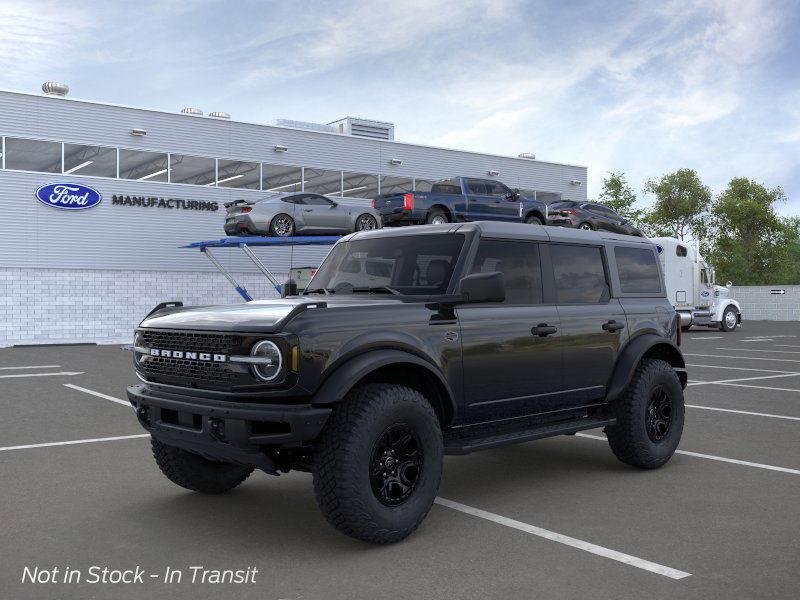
127, 222, 687, 544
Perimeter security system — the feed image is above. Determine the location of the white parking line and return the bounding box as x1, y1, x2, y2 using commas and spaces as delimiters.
686, 404, 800, 421
63, 384, 130, 407
0, 365, 62, 370
0, 371, 84, 379
712, 382, 800, 394
686, 363, 797, 374
576, 433, 800, 475
776, 344, 800, 349
740, 339, 773, 342
717, 348, 800, 355
687, 373, 800, 387
0, 434, 149, 453
684, 353, 800, 364
434, 497, 691, 579
688, 336, 723, 340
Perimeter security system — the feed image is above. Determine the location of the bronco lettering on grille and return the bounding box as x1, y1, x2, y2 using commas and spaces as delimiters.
149, 349, 227, 362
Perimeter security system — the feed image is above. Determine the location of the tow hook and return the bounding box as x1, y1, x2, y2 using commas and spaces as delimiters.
136, 405, 150, 426
209, 417, 226, 442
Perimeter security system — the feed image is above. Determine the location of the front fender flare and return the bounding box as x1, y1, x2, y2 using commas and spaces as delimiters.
310, 349, 457, 422
606, 334, 686, 402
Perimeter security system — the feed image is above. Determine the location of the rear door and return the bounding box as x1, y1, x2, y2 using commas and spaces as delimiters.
458, 238, 564, 424
548, 242, 627, 408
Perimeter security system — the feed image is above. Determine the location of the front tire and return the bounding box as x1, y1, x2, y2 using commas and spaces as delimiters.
269, 213, 295, 237
720, 307, 738, 332
605, 359, 684, 469
151, 438, 253, 494
313, 383, 443, 544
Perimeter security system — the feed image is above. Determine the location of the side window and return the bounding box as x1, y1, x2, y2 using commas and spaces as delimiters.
469, 240, 543, 304
430, 180, 462, 194
676, 245, 688, 257
282, 195, 303, 204
614, 247, 662, 294
485, 181, 511, 197
304, 195, 334, 206
465, 179, 489, 195
550, 244, 609, 304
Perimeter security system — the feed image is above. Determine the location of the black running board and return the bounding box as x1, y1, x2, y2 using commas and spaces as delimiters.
445, 417, 615, 455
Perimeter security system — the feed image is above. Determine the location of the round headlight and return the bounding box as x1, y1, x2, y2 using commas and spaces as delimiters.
251, 340, 283, 382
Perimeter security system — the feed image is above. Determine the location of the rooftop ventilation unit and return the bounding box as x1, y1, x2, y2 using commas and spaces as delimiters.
518, 152, 536, 160
42, 82, 69, 97
328, 117, 395, 141
269, 119, 337, 134
209, 111, 230, 119
180, 107, 203, 116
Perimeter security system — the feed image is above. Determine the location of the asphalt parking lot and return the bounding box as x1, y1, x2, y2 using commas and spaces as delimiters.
2, 321, 799, 600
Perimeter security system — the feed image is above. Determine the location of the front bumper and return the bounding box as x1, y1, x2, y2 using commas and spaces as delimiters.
127, 384, 331, 473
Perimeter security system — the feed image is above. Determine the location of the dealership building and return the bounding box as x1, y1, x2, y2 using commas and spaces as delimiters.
0, 85, 588, 347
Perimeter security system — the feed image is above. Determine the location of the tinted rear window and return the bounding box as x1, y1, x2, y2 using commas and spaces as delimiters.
615, 247, 662, 294
430, 180, 462, 194
469, 240, 543, 304
551, 244, 609, 304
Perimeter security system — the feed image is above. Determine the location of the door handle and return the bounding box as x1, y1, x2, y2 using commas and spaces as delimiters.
531, 323, 558, 337
303, 209, 313, 212
602, 320, 625, 332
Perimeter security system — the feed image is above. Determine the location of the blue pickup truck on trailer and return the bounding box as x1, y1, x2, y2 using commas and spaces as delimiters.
372, 176, 548, 226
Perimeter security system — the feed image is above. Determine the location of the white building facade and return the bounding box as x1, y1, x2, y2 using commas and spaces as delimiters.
0, 88, 588, 346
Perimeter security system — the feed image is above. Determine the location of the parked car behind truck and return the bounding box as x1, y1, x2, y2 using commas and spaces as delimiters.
547, 200, 644, 236
373, 177, 547, 227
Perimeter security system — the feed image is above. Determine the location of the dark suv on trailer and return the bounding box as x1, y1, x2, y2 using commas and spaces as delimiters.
127, 222, 687, 544
547, 200, 644, 236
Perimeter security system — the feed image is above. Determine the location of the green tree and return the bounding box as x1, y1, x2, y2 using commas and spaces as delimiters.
598, 171, 645, 226
705, 177, 793, 285
642, 169, 711, 240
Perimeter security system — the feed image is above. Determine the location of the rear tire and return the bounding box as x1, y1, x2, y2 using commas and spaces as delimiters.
720, 307, 738, 332
269, 213, 295, 237
355, 213, 378, 231
605, 359, 684, 469
579, 222, 593, 231
525, 214, 544, 225
151, 438, 253, 494
426, 209, 449, 225
312, 383, 443, 544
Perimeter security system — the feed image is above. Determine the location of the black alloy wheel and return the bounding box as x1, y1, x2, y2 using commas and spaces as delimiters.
369, 424, 423, 506
645, 386, 672, 442
356, 214, 378, 231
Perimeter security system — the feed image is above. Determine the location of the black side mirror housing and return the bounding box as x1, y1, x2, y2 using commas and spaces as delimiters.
459, 271, 505, 303
281, 279, 298, 297
329, 201, 338, 208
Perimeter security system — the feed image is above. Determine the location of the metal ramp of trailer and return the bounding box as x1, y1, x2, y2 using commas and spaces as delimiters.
182, 235, 340, 301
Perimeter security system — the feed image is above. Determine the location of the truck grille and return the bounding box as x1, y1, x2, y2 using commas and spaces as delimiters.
138, 330, 242, 389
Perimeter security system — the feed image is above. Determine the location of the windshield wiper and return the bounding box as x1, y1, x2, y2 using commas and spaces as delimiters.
351, 286, 400, 295
303, 287, 334, 295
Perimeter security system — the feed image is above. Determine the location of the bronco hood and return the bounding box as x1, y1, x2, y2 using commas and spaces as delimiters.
139, 296, 404, 333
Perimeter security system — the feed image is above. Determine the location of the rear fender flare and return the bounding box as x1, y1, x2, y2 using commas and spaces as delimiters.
606, 334, 686, 402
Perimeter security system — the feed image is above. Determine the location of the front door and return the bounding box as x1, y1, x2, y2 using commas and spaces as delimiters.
548, 243, 627, 407
299, 195, 347, 232
458, 239, 564, 425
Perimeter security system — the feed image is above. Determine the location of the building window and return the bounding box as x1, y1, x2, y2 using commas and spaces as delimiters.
170, 154, 216, 186
341, 171, 378, 198
119, 149, 169, 182
63, 144, 117, 177
262, 163, 302, 192
379, 175, 413, 195
217, 159, 260, 189
4, 138, 61, 173
414, 178, 436, 192
304, 168, 342, 196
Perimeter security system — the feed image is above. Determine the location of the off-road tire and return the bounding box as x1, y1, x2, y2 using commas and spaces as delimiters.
605, 359, 684, 469
312, 383, 443, 544
525, 214, 544, 225
269, 213, 295, 237
720, 307, 738, 332
151, 438, 253, 494
426, 209, 450, 225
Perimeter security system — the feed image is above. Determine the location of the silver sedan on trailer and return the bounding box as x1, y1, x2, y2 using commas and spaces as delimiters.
224, 192, 382, 237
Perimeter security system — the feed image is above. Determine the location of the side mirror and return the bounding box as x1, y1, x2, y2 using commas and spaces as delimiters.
329, 201, 338, 208
459, 272, 505, 303
281, 279, 298, 297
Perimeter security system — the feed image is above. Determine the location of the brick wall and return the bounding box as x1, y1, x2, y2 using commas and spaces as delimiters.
729, 286, 800, 322
0, 268, 281, 347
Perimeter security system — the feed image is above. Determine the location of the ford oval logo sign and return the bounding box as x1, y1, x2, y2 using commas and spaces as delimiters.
35, 183, 102, 210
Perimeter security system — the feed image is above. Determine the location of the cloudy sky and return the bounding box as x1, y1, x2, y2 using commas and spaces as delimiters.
2, 0, 798, 212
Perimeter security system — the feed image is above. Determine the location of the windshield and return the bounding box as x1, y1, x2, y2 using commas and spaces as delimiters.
306, 234, 465, 295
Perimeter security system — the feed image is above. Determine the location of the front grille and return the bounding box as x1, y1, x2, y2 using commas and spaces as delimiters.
140, 330, 237, 354
138, 330, 242, 389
